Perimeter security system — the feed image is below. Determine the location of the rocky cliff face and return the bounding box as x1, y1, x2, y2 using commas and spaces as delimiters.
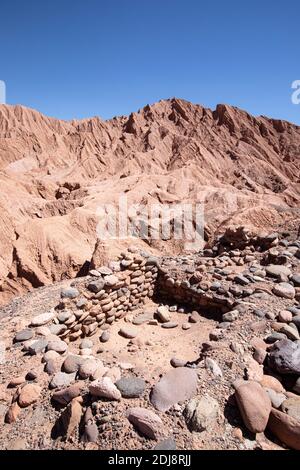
0, 98, 299, 304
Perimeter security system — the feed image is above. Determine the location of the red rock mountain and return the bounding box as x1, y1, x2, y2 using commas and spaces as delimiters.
0, 98, 299, 304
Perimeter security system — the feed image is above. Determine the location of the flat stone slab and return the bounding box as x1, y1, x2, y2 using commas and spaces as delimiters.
150, 367, 198, 412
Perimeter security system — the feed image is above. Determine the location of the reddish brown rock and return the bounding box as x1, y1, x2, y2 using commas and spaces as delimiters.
18, 384, 41, 408
267, 408, 300, 450
150, 367, 198, 412
52, 383, 84, 406
5, 402, 21, 424
235, 381, 271, 433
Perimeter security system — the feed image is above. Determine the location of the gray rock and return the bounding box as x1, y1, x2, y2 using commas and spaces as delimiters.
14, 329, 33, 342
290, 274, 300, 287
151, 367, 198, 412
57, 311, 73, 323
63, 355, 87, 373
80, 339, 93, 349
265, 388, 286, 408
132, 309, 154, 325
253, 309, 266, 318
219, 321, 231, 329
89, 377, 121, 400
293, 377, 300, 394
97, 266, 112, 275
47, 340, 68, 354
234, 275, 250, 286
49, 372, 76, 389
44, 359, 59, 375
184, 396, 220, 432
115, 377, 146, 398
269, 339, 300, 375
89, 269, 101, 277
49, 324, 67, 335
156, 306, 171, 323
61, 287, 80, 299
222, 310, 239, 322
289, 306, 300, 315
292, 316, 300, 331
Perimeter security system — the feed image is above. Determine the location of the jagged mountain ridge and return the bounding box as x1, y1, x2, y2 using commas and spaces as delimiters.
0, 98, 299, 304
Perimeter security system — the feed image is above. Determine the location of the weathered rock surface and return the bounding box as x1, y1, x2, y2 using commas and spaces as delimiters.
184, 396, 220, 432
150, 367, 198, 412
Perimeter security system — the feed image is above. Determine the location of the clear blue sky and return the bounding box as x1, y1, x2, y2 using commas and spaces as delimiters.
1, 0, 300, 124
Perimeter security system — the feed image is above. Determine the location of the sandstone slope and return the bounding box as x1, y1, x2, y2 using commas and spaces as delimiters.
0, 98, 299, 304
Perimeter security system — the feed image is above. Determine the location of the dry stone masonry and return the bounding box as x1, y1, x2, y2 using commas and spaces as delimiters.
55, 247, 159, 341
1, 225, 300, 450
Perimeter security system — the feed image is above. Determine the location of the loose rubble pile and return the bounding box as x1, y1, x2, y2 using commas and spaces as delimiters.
0, 226, 300, 450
